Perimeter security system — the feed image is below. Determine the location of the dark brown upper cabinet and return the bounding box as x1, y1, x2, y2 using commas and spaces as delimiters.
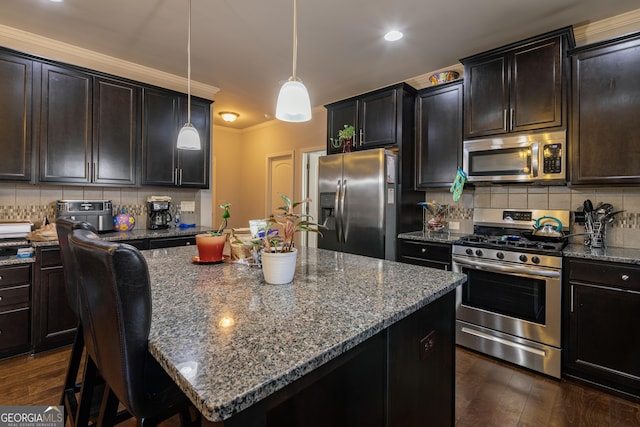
415, 80, 463, 189
142, 88, 210, 188
326, 99, 357, 155
38, 66, 140, 185
325, 83, 416, 153
38, 63, 93, 183
0, 51, 32, 181
569, 31, 640, 186
92, 77, 140, 185
461, 27, 574, 139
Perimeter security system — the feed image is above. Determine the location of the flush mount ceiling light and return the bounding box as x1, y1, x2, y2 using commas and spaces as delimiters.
384, 30, 403, 42
219, 112, 239, 123
176, 0, 201, 150
275, 0, 312, 122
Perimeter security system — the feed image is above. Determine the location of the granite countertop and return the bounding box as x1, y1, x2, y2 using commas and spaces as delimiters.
563, 243, 640, 265
398, 230, 468, 243
30, 226, 213, 247
143, 246, 466, 422
0, 256, 35, 266
0, 239, 34, 266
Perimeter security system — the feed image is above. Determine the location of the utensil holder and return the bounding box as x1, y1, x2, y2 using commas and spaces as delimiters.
585, 220, 605, 248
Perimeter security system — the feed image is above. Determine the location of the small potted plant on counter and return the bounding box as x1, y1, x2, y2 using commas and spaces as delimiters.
259, 193, 322, 284
194, 202, 231, 263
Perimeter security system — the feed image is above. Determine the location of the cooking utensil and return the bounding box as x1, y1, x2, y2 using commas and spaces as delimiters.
583, 199, 593, 213
604, 210, 624, 224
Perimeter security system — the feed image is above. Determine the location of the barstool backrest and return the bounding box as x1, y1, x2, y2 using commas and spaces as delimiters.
56, 218, 97, 316
69, 228, 153, 416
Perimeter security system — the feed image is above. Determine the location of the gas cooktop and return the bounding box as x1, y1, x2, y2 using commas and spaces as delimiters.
452, 208, 570, 256
454, 233, 566, 254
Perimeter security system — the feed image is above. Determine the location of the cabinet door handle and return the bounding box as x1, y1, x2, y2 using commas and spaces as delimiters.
174, 168, 178, 185
359, 128, 364, 147
503, 109, 507, 131
622, 274, 629, 281
179, 169, 183, 186
570, 284, 574, 313
510, 108, 514, 131
421, 248, 427, 253
93, 162, 97, 182
0, 275, 3, 280
0, 296, 3, 301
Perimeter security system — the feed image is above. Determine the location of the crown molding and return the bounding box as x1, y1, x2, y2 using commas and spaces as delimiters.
407, 9, 640, 91
574, 8, 640, 45
0, 24, 219, 100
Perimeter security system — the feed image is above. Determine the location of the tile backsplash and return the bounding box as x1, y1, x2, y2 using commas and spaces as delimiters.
422, 185, 640, 249
0, 184, 202, 229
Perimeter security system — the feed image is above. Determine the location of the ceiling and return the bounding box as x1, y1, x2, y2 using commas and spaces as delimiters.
0, 0, 639, 129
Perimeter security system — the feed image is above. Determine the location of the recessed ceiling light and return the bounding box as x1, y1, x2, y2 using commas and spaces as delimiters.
49, 0, 64, 3
384, 30, 403, 42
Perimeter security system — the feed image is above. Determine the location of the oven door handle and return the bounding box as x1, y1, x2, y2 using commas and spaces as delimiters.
452, 256, 560, 279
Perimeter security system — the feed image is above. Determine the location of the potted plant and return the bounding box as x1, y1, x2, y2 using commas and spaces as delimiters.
195, 202, 230, 263
330, 124, 356, 153
259, 194, 322, 284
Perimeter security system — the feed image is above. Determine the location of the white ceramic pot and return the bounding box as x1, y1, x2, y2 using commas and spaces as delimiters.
261, 248, 297, 285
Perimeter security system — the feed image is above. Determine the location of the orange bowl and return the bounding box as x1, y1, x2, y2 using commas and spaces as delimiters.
428, 71, 460, 85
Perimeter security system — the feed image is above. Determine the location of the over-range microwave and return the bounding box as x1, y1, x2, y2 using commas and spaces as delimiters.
463, 131, 566, 184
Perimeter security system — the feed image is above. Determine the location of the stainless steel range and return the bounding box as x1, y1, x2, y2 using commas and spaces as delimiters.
452, 208, 570, 378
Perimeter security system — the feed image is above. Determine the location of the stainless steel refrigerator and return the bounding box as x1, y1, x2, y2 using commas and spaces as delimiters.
317, 148, 397, 260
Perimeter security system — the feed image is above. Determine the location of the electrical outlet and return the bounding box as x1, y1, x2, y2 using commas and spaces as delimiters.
180, 201, 196, 213
449, 221, 460, 230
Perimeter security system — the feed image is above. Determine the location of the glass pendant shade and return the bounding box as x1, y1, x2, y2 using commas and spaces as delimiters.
176, 124, 201, 150
276, 78, 312, 122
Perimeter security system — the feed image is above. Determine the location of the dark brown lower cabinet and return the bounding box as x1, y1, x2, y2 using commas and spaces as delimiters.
563, 258, 640, 401
0, 265, 31, 358
147, 235, 195, 249
398, 239, 452, 270
32, 247, 76, 353
219, 291, 455, 427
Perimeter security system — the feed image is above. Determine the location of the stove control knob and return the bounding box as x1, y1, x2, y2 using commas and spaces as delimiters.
465, 248, 473, 255
496, 252, 504, 260
531, 256, 540, 264
475, 249, 483, 256
519, 255, 528, 262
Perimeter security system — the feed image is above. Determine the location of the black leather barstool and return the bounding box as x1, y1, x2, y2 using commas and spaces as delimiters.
56, 218, 103, 427
69, 228, 198, 427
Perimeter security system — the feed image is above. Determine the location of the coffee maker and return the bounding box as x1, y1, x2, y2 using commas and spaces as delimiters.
147, 200, 172, 230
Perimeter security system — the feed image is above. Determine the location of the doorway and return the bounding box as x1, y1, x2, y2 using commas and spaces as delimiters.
266, 152, 294, 217
301, 148, 326, 247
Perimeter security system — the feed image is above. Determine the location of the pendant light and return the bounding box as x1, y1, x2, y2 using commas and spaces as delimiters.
275, 0, 312, 122
177, 0, 201, 150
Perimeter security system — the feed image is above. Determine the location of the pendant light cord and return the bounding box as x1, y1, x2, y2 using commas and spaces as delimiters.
187, 0, 192, 123
291, 0, 297, 80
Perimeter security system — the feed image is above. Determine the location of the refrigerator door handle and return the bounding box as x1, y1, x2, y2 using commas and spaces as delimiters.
335, 180, 343, 244
340, 179, 347, 244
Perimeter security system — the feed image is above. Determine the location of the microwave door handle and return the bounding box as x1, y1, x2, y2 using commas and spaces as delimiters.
531, 143, 539, 177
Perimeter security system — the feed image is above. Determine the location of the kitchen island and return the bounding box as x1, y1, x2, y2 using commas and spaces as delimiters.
143, 246, 466, 427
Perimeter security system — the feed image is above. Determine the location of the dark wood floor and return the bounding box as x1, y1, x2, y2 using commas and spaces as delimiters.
1, 346, 638, 426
